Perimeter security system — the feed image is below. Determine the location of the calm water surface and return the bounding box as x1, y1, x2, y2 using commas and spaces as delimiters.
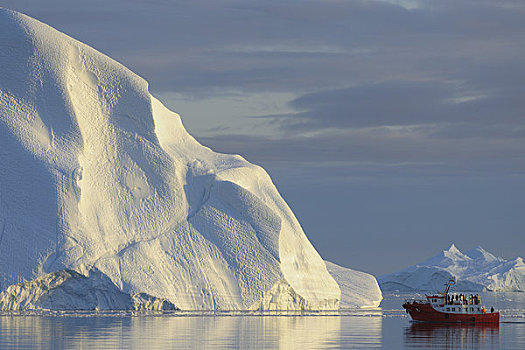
0, 293, 523, 349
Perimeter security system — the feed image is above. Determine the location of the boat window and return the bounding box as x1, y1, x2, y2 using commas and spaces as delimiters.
471, 307, 473, 311
478, 308, 480, 311
446, 307, 450, 311
451, 307, 455, 311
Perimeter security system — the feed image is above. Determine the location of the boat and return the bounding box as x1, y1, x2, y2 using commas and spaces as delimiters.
402, 278, 500, 323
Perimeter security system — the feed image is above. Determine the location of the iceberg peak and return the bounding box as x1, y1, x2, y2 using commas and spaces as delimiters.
446, 243, 461, 254
417, 243, 470, 269
442, 243, 470, 261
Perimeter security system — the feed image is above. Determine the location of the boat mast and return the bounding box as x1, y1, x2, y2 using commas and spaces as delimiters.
442, 278, 455, 302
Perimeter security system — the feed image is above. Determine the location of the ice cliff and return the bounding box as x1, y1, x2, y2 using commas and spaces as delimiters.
0, 8, 347, 310
379, 244, 524, 292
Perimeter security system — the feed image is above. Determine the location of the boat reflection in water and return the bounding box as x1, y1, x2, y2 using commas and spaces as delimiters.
404, 322, 500, 349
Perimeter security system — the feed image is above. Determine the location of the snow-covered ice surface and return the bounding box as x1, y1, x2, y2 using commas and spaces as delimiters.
324, 261, 382, 308
379, 244, 525, 292
0, 8, 349, 310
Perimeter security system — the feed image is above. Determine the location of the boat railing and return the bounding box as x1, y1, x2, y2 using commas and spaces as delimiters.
404, 299, 427, 304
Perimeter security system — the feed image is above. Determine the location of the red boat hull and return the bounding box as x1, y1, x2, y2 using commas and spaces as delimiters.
403, 301, 500, 323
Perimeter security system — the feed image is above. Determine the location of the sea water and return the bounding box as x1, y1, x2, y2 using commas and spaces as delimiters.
0, 292, 523, 349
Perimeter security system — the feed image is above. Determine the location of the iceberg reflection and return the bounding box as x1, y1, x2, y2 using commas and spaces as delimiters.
0, 310, 387, 349
0, 313, 342, 349
125, 315, 343, 349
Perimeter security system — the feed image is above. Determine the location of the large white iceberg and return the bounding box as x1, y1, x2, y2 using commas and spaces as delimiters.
0, 8, 346, 310
379, 244, 524, 292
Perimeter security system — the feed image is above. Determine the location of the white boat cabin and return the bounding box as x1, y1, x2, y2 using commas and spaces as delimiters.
426, 294, 488, 314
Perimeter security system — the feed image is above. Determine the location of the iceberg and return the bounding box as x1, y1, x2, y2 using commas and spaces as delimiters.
324, 261, 382, 308
0, 8, 346, 310
379, 244, 525, 292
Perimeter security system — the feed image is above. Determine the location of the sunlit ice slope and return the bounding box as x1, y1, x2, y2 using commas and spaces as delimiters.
0, 8, 341, 310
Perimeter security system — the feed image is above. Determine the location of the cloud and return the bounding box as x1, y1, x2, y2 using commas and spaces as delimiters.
196, 128, 525, 177
259, 77, 525, 135
268, 81, 452, 129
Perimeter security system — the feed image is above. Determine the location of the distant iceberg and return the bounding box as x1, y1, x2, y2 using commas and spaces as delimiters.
379, 244, 525, 292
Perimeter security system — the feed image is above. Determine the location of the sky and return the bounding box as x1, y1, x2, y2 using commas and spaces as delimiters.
3, 0, 524, 276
